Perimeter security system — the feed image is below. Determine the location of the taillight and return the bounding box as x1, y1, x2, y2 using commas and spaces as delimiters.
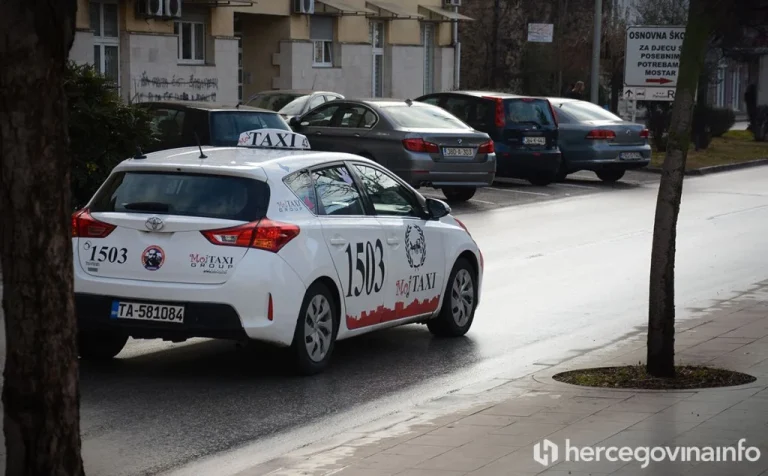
402, 138, 439, 153
640, 128, 649, 138
585, 129, 616, 140
267, 293, 274, 321
201, 218, 300, 253
478, 141, 495, 154
483, 96, 505, 128
71, 209, 116, 238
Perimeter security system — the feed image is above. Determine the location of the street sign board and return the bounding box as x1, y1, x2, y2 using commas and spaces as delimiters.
527, 23, 554, 43
623, 86, 676, 102
624, 26, 685, 88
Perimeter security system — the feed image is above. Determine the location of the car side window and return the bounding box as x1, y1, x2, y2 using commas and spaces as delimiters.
308, 95, 325, 110
311, 165, 366, 216
338, 106, 377, 129
283, 170, 317, 214
443, 96, 471, 123
150, 107, 186, 149
351, 164, 422, 218
419, 96, 441, 106
303, 104, 341, 127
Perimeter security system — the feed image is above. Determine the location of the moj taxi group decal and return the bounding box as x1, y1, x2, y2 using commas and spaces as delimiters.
189, 253, 234, 275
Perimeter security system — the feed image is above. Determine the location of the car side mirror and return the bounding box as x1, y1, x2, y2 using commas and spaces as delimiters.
426, 197, 451, 219
289, 116, 301, 128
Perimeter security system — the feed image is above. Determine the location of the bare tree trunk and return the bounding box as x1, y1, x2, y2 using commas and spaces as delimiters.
647, 0, 720, 377
0, 1, 84, 474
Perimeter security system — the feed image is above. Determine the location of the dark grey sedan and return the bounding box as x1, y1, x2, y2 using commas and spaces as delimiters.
288, 98, 496, 203
548, 98, 651, 183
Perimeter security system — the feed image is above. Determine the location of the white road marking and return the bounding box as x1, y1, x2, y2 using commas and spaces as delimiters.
470, 198, 496, 205
557, 182, 597, 190
487, 187, 550, 197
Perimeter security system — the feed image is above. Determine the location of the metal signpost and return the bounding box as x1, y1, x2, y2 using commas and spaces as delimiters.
624, 25, 685, 122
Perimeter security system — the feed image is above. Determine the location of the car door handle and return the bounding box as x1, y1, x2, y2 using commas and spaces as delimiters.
315, 131, 322, 136
330, 237, 347, 246
386, 237, 399, 246
354, 133, 361, 137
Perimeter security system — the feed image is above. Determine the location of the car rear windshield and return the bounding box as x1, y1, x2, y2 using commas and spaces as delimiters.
247, 93, 302, 111
279, 95, 311, 115
209, 111, 290, 146
90, 172, 270, 221
383, 104, 470, 129
557, 101, 624, 122
504, 99, 556, 127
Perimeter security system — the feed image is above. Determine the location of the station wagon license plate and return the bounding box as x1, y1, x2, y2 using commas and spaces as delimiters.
110, 300, 185, 324
443, 147, 475, 157
523, 136, 547, 146
620, 152, 644, 160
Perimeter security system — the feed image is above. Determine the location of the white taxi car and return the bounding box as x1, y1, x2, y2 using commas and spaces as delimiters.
73, 129, 483, 374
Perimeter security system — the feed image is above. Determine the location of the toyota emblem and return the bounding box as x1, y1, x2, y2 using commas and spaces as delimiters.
145, 216, 165, 231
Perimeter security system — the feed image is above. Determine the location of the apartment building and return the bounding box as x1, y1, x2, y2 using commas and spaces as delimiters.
69, 0, 473, 105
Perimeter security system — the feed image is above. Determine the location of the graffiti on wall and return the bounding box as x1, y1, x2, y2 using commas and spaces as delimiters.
134, 72, 218, 103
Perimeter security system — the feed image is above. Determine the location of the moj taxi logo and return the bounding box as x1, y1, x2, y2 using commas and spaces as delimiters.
404, 224, 426, 269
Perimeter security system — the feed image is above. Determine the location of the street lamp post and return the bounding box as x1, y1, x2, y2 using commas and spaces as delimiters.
590, 0, 602, 104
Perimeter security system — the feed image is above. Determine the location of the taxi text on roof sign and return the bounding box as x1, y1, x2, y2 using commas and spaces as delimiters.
237, 129, 311, 150
624, 26, 685, 89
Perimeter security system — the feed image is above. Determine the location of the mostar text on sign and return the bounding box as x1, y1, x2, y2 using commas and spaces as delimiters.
624, 26, 686, 89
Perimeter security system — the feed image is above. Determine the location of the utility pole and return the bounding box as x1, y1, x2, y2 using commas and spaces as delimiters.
590, 0, 602, 103
491, 0, 501, 88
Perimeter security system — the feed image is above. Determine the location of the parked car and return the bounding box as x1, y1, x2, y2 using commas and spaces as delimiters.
288, 98, 496, 203
138, 101, 291, 153
245, 89, 344, 122
416, 91, 561, 186
547, 98, 651, 182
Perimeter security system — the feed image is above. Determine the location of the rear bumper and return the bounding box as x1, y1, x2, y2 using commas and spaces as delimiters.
564, 144, 652, 171
394, 152, 496, 189
73, 248, 306, 347
495, 147, 562, 178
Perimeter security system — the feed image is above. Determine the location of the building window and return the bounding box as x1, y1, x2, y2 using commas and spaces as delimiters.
422, 23, 435, 95
731, 66, 741, 112
715, 65, 726, 108
311, 16, 334, 67
174, 20, 205, 64
371, 21, 384, 97
90, 1, 119, 84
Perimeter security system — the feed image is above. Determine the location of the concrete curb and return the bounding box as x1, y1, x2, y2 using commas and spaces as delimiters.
641, 157, 768, 176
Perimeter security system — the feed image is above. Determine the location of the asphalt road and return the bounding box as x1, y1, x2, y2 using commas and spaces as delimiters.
3, 167, 768, 476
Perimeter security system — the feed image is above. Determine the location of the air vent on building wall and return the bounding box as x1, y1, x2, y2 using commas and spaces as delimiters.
444, 0, 462, 6
137, 0, 164, 18
293, 0, 315, 14
164, 0, 182, 18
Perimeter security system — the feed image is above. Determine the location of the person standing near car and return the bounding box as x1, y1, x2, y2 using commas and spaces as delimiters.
567, 81, 585, 100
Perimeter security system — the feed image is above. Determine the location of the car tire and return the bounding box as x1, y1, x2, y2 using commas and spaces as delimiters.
556, 163, 569, 182
427, 258, 477, 338
596, 169, 626, 183
442, 187, 476, 203
78, 331, 128, 360
528, 173, 556, 186
291, 282, 338, 376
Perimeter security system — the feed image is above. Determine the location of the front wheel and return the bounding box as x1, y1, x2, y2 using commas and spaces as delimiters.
291, 282, 338, 375
442, 187, 476, 203
78, 331, 128, 360
428, 258, 477, 337
596, 169, 626, 183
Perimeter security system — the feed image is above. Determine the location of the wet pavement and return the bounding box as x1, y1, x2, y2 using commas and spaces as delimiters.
2, 167, 768, 476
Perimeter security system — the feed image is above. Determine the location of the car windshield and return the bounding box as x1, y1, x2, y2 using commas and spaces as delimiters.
558, 101, 624, 122
90, 172, 270, 221
383, 104, 470, 129
504, 99, 556, 126
209, 111, 290, 146
247, 93, 302, 111
279, 95, 311, 115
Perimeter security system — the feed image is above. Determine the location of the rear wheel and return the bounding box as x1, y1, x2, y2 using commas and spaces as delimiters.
291, 282, 338, 375
442, 187, 476, 203
78, 331, 128, 360
428, 258, 477, 337
596, 169, 626, 183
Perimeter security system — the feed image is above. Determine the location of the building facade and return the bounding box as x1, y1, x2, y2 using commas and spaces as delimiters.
70, 0, 473, 105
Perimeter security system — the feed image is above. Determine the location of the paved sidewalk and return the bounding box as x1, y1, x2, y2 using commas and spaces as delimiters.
237, 282, 768, 476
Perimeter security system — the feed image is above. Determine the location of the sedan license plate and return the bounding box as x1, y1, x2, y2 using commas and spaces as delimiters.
111, 301, 185, 324
443, 147, 475, 157
523, 136, 547, 146
620, 152, 643, 160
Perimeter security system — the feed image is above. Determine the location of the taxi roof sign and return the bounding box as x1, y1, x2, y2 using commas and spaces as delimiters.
237, 129, 311, 150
